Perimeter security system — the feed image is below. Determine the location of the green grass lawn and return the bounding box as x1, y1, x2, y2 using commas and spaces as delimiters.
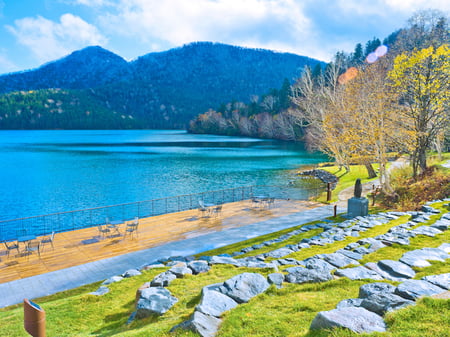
0, 201, 449, 336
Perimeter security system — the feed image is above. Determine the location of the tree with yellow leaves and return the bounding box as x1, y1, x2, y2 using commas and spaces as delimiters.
388, 44, 450, 178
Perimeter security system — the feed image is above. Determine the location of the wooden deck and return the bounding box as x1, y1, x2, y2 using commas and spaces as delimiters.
0, 199, 323, 283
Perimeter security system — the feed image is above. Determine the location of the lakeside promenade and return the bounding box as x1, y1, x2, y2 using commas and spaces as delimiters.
0, 200, 342, 308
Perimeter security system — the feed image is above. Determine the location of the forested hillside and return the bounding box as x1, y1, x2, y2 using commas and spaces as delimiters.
189, 11, 450, 147
0, 42, 323, 129
0, 89, 139, 129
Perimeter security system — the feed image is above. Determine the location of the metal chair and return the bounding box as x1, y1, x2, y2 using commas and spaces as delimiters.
4, 240, 20, 258
125, 218, 139, 238
211, 205, 222, 217
40, 231, 55, 251
97, 225, 111, 238
25, 240, 41, 260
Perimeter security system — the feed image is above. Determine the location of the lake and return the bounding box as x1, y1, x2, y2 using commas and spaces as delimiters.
0, 130, 325, 220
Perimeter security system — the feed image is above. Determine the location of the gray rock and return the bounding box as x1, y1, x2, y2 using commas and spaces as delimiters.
188, 261, 211, 275
365, 262, 409, 282
302, 257, 336, 272
439, 243, 450, 253
399, 248, 449, 268
276, 258, 302, 266
285, 267, 333, 284
169, 265, 193, 278
171, 311, 222, 337
141, 263, 165, 270
360, 293, 415, 315
310, 307, 386, 333
218, 273, 270, 304
336, 298, 363, 309
368, 240, 387, 251
345, 242, 360, 250
265, 248, 295, 258
431, 219, 450, 231
267, 273, 284, 288
102, 275, 124, 285
196, 286, 239, 317
151, 271, 177, 287
378, 260, 416, 279
322, 253, 359, 268
136, 287, 178, 318
354, 246, 371, 255
89, 286, 109, 296
209, 256, 241, 266
359, 282, 396, 298
422, 273, 450, 290
122, 269, 142, 278
411, 226, 442, 237
395, 280, 447, 300
337, 249, 364, 261
335, 266, 383, 280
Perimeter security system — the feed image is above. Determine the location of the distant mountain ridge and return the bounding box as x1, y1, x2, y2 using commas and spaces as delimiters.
0, 42, 324, 129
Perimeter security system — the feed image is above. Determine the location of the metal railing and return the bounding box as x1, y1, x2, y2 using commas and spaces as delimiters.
0, 184, 324, 242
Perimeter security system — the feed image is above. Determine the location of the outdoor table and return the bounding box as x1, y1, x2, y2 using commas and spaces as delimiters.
107, 220, 122, 235
18, 235, 37, 251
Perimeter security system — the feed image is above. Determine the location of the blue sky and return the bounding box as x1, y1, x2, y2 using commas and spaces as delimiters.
0, 0, 449, 75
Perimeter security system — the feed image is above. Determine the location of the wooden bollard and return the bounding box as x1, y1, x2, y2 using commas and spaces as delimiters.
24, 299, 46, 337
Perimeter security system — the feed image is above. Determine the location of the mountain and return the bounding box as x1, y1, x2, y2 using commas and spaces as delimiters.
0, 42, 324, 129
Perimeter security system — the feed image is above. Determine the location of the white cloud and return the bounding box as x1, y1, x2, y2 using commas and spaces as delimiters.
6, 13, 107, 64
97, 0, 314, 53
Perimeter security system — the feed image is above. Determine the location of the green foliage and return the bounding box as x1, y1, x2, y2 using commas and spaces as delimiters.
0, 89, 141, 129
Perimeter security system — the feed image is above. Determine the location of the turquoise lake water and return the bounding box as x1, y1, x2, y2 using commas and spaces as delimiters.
0, 130, 325, 220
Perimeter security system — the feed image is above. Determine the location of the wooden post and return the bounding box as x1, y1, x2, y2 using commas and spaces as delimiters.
24, 299, 46, 337
334, 204, 337, 217
327, 183, 332, 202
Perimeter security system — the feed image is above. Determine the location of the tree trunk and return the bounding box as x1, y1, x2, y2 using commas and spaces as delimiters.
364, 162, 377, 179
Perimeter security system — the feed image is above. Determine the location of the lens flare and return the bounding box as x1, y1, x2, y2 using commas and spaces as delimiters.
338, 67, 358, 84
366, 52, 378, 63
375, 45, 388, 57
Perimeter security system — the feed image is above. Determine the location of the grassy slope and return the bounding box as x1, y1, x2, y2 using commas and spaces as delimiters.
0, 202, 449, 337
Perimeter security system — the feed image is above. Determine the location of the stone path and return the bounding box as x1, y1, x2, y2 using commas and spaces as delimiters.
0, 204, 341, 309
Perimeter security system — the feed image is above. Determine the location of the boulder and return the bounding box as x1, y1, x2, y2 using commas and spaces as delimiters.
395, 280, 447, 300
141, 263, 165, 270
171, 311, 222, 337
218, 273, 270, 304
378, 260, 415, 279
335, 266, 383, 281
302, 257, 336, 273
411, 226, 442, 237
188, 261, 211, 275
422, 273, 450, 290
102, 275, 124, 285
89, 286, 109, 296
285, 267, 333, 284
264, 248, 294, 259
169, 265, 193, 278
438, 243, 450, 253
122, 269, 142, 278
336, 249, 364, 261
359, 282, 396, 298
196, 286, 239, 317
267, 273, 284, 288
209, 256, 241, 267
336, 298, 363, 309
360, 293, 415, 315
150, 271, 177, 287
136, 287, 178, 318
365, 262, 409, 282
322, 253, 359, 268
310, 307, 386, 333
431, 219, 450, 231
399, 248, 449, 268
